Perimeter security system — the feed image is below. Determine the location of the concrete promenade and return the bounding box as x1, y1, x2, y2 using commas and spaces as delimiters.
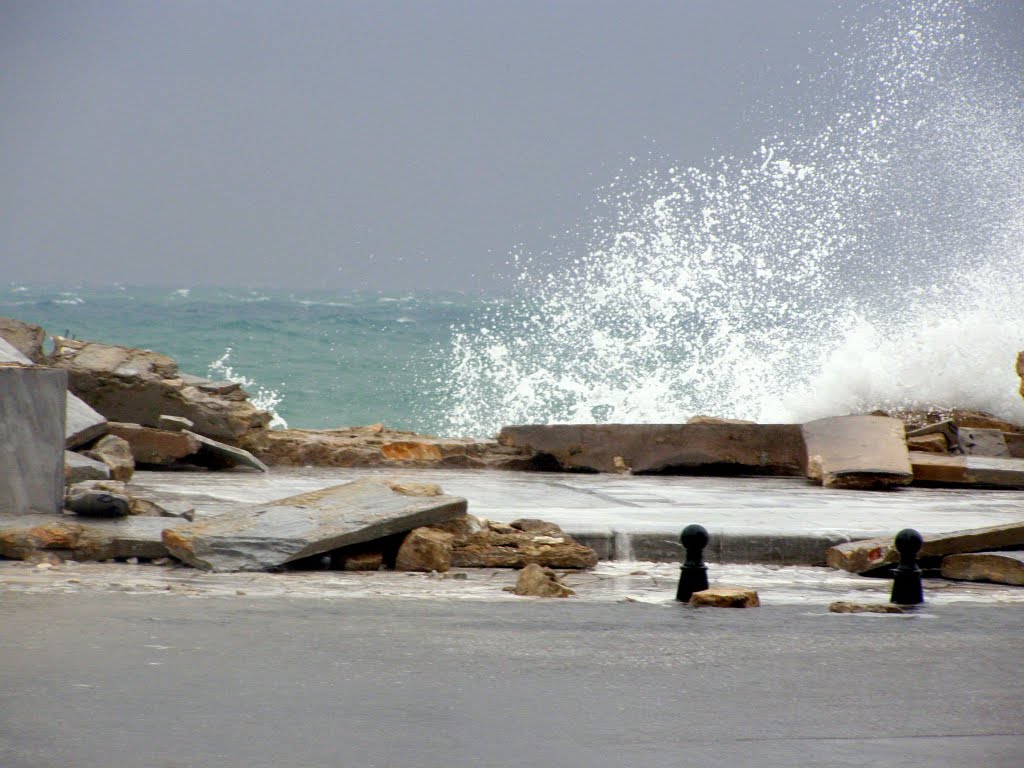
131, 466, 1024, 563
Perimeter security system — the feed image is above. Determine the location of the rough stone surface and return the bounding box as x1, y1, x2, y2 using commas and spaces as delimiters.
50, 336, 270, 442
240, 425, 539, 470
497, 423, 807, 475
65, 451, 111, 483
106, 422, 201, 465
1005, 432, 1024, 460
1018, 351, 1024, 400
158, 415, 194, 431
184, 430, 268, 472
0, 316, 46, 362
66, 482, 132, 517
940, 551, 1024, 586
958, 428, 1010, 458
512, 563, 574, 597
448, 520, 598, 569
0, 515, 170, 561
910, 452, 1024, 488
161, 478, 467, 571
826, 522, 1024, 573
84, 434, 135, 482
689, 586, 760, 608
906, 434, 948, 454
828, 601, 906, 614
0, 365, 66, 515
395, 527, 454, 572
803, 415, 912, 490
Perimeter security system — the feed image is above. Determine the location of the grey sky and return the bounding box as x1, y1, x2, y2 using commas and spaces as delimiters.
2, 1, 1021, 291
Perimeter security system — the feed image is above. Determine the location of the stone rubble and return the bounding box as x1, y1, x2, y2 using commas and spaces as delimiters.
511, 563, 575, 597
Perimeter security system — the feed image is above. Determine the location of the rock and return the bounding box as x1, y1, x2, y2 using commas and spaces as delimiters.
0, 316, 46, 362
510, 518, 565, 535
957, 428, 1010, 458
905, 419, 959, 451
909, 452, 1024, 489
161, 478, 467, 571
49, 336, 270, 442
66, 481, 131, 517
906, 434, 948, 454
64, 451, 111, 483
802, 415, 913, 490
1, 336, 108, 449
497, 423, 807, 475
106, 422, 201, 465
383, 481, 443, 497
0, 515, 171, 561
1018, 351, 1024, 399
128, 497, 195, 520
828, 601, 907, 614
826, 522, 1024, 574
430, 514, 488, 537
84, 434, 135, 482
240, 425, 539, 470
686, 415, 756, 425
183, 430, 268, 472
940, 551, 1024, 586
330, 548, 384, 571
1005, 433, 1024, 460
448, 521, 598, 569
395, 527, 454, 572
0, 365, 66, 515
158, 414, 194, 431
689, 586, 760, 607
513, 563, 574, 597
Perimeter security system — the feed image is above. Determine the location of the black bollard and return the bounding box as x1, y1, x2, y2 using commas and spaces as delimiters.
676, 524, 710, 602
890, 528, 924, 605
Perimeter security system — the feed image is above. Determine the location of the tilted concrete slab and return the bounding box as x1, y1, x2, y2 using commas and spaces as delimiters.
185, 430, 268, 473
161, 478, 467, 571
910, 452, 1024, 488
0, 365, 66, 515
826, 522, 1024, 573
803, 415, 912, 490
498, 423, 806, 475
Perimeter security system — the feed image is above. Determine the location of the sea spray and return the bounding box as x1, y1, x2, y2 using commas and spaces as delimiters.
208, 348, 289, 429
438, 0, 1024, 437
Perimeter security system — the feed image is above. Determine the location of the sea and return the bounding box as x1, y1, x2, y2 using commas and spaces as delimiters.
5, 0, 1024, 438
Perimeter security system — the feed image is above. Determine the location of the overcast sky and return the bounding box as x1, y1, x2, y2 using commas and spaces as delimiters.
2, 1, 1021, 291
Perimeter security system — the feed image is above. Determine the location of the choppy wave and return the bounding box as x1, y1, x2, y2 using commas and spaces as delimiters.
439, 0, 1024, 437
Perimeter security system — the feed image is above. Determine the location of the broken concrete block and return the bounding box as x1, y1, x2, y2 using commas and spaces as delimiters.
689, 586, 760, 607
957, 428, 1010, 458
906, 419, 959, 451
497, 423, 807, 475
395, 527, 454, 572
0, 365, 66, 515
906, 434, 947, 454
184, 430, 268, 472
65, 451, 111, 483
106, 422, 201, 465
0, 515, 171, 561
512, 563, 574, 597
161, 478, 467, 571
910, 452, 1024, 489
826, 522, 1024, 574
940, 551, 1024, 586
84, 434, 135, 482
802, 415, 913, 490
1, 337, 108, 449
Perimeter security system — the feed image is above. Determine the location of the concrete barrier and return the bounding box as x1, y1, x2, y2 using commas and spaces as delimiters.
0, 366, 67, 514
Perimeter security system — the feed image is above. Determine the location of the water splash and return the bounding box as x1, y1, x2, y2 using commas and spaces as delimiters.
208, 348, 288, 429
439, 0, 1024, 437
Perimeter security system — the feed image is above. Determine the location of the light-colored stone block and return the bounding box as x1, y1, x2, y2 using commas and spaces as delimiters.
0, 365, 66, 515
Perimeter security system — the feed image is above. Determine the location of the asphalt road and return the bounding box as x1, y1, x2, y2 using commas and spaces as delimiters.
2, 594, 1022, 768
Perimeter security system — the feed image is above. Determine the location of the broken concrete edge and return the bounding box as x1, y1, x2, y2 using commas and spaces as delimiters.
183, 430, 269, 473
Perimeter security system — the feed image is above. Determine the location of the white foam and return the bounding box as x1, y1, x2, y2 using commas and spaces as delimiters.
208, 348, 288, 429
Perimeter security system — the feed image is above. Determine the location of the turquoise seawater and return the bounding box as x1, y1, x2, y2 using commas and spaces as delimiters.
1, 283, 484, 434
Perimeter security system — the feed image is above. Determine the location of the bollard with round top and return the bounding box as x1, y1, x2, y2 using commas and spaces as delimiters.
676, 524, 710, 602
890, 528, 924, 605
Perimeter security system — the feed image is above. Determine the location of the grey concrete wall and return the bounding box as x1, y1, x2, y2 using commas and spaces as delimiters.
0, 366, 67, 514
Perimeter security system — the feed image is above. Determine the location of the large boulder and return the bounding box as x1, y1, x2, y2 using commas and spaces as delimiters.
497, 423, 807, 475
512, 563, 574, 597
106, 422, 201, 465
84, 434, 135, 482
395, 527, 454, 572
0, 317, 46, 362
49, 337, 270, 443
446, 519, 598, 569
